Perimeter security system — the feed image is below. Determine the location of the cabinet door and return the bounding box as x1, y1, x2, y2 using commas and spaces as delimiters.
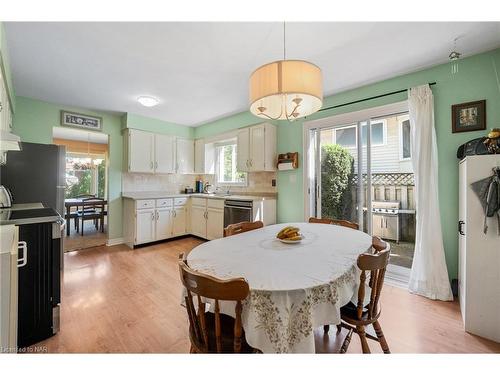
172, 207, 187, 236
156, 208, 173, 241
176, 138, 194, 174
206, 208, 224, 240
128, 130, 154, 173
190, 205, 207, 238
155, 134, 176, 174
194, 139, 205, 174
236, 128, 250, 172
0, 72, 6, 132
136, 209, 155, 244
249, 124, 265, 171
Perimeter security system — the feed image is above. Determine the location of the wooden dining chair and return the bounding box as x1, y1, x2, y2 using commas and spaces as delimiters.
323, 236, 389, 334
338, 248, 391, 354
224, 221, 264, 237
308, 217, 359, 230
178, 253, 258, 353
76, 197, 105, 235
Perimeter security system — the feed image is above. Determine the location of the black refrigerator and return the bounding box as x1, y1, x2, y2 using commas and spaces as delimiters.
0, 142, 66, 216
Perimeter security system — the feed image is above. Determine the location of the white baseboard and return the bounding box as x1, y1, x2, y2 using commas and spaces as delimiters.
106, 237, 124, 246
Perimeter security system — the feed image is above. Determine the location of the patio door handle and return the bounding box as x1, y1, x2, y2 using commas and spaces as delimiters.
458, 220, 465, 236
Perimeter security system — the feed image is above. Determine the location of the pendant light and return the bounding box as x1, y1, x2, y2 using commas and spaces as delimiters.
249, 22, 323, 121
449, 37, 462, 75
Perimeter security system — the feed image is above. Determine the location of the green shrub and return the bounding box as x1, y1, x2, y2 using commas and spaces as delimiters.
320, 144, 355, 220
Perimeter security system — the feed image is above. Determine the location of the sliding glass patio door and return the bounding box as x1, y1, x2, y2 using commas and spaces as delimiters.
304, 102, 416, 280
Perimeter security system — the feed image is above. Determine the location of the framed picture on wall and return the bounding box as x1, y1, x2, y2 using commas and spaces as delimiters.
61, 110, 103, 131
451, 100, 486, 133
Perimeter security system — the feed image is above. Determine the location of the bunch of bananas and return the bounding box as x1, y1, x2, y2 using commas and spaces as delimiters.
276, 226, 302, 241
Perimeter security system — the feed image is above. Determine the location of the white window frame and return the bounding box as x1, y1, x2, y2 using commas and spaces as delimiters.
214, 139, 248, 187
331, 120, 387, 149
398, 115, 411, 161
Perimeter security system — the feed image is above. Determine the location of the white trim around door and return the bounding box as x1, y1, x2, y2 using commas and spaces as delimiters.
302, 100, 409, 221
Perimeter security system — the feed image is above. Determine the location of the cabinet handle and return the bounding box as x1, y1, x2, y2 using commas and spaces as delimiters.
150, 161, 154, 170
173, 210, 177, 218
151, 212, 155, 221
458, 220, 465, 236
156, 211, 159, 220
155, 161, 158, 169
17, 241, 28, 268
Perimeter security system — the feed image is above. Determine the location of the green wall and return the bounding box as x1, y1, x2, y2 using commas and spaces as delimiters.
12, 96, 124, 240
194, 48, 500, 279
11, 99, 198, 241
124, 113, 194, 139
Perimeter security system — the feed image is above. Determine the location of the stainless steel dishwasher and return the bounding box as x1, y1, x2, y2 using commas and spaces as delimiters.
224, 199, 253, 227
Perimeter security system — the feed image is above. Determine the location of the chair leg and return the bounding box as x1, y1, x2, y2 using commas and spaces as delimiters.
357, 326, 371, 353
337, 324, 342, 334
340, 328, 353, 353
323, 325, 329, 333
373, 320, 390, 354
81, 220, 84, 236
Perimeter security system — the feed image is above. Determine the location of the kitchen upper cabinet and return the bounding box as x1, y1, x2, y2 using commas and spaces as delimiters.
155, 207, 173, 241
206, 208, 224, 240
176, 138, 194, 174
155, 134, 176, 174
236, 128, 250, 171
135, 208, 156, 244
194, 139, 215, 174
0, 70, 13, 133
236, 123, 276, 172
127, 129, 155, 173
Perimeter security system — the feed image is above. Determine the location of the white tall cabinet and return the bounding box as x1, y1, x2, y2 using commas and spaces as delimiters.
458, 155, 500, 343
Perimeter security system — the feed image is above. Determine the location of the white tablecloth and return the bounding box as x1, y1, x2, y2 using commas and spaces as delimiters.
186, 222, 372, 353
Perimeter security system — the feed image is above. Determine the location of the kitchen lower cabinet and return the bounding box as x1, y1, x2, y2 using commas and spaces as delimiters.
190, 198, 224, 240
135, 208, 156, 244
190, 204, 207, 238
172, 206, 187, 237
206, 208, 224, 240
156, 207, 173, 241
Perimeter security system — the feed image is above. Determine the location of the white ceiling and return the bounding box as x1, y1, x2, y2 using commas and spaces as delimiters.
6, 22, 500, 126
53, 126, 108, 143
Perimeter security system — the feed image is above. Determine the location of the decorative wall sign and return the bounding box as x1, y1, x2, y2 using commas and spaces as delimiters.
452, 100, 486, 133
60, 111, 102, 131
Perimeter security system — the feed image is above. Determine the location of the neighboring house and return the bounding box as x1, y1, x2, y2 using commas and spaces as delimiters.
320, 114, 413, 174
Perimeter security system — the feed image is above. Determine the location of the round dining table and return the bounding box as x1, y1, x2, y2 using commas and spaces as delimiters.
186, 222, 373, 353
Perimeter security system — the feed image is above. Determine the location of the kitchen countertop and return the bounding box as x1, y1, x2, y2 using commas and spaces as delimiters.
0, 206, 63, 226
122, 191, 276, 202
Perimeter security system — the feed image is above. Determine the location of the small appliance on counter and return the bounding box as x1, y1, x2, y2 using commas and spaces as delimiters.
195, 179, 204, 193
184, 187, 194, 194
0, 185, 13, 208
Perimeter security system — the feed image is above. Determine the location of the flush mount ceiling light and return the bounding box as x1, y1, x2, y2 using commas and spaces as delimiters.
137, 96, 159, 107
249, 22, 323, 121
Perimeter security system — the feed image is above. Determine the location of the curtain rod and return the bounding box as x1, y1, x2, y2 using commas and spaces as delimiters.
317, 82, 437, 113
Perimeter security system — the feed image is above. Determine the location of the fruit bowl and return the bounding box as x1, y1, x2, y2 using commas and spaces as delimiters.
276, 226, 303, 244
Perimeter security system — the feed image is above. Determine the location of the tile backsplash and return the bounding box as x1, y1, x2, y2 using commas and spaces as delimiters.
122, 171, 277, 194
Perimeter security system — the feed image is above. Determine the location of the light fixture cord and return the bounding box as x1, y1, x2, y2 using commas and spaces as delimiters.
283, 21, 286, 60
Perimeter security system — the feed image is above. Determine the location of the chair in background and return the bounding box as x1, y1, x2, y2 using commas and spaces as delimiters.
73, 194, 97, 233
178, 253, 258, 353
224, 221, 264, 237
308, 217, 359, 230
338, 248, 391, 354
76, 197, 105, 236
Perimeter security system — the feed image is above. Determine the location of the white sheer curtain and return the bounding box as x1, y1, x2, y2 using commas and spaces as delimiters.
408, 85, 453, 301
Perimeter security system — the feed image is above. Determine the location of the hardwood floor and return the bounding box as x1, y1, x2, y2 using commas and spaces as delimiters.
34, 237, 500, 353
